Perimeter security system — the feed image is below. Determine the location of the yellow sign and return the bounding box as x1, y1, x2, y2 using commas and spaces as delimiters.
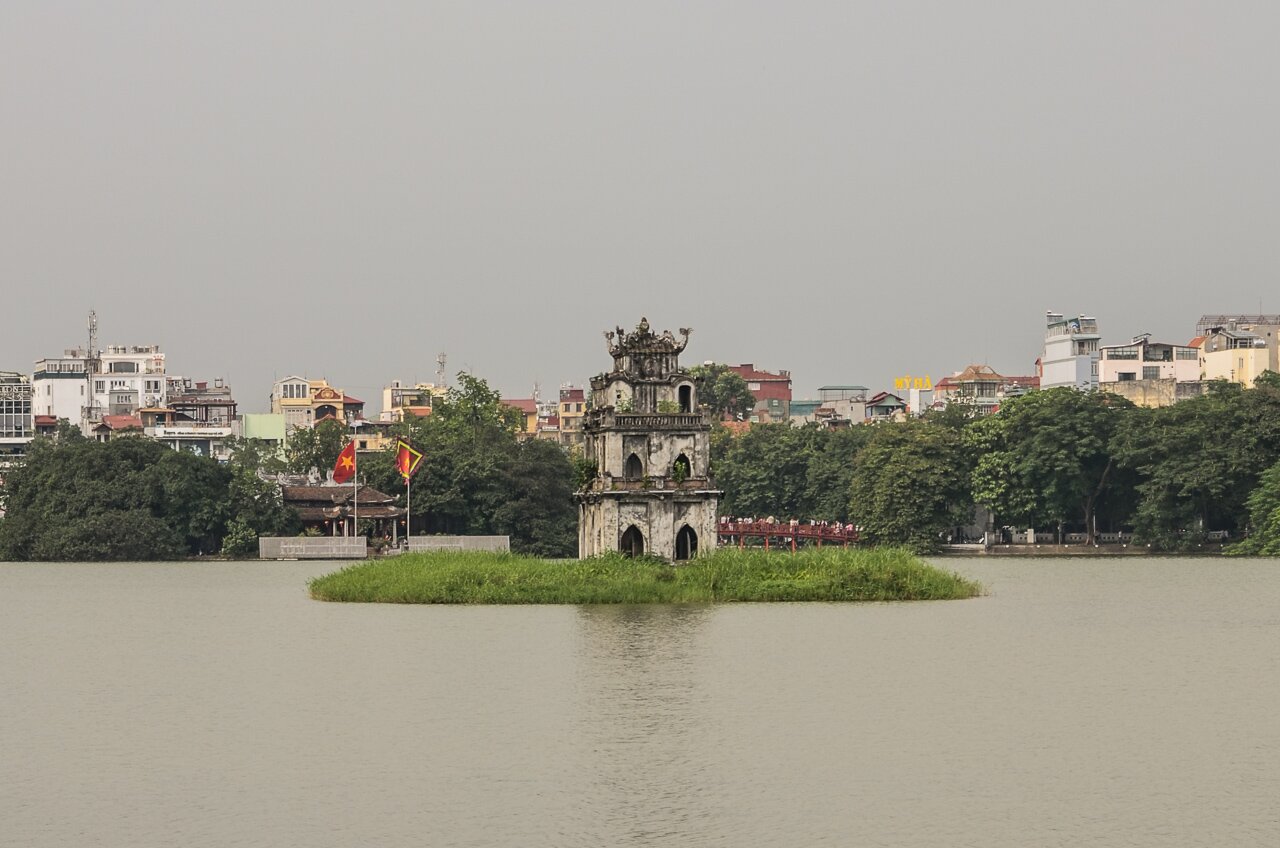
893, 375, 933, 391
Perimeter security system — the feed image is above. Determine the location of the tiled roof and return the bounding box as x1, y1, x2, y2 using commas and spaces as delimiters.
282, 485, 397, 506
343, 395, 364, 405
100, 415, 143, 431
503, 398, 538, 414
728, 364, 791, 382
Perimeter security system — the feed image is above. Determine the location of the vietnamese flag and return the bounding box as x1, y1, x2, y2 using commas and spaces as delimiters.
333, 441, 357, 484
396, 439, 424, 480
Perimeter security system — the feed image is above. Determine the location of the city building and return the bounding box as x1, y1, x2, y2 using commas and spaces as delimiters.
1041, 312, 1101, 390
90, 414, 143, 442
789, 385, 868, 428
727, 364, 792, 423
1198, 325, 1271, 388
241, 413, 287, 451
270, 377, 364, 432
380, 381, 444, 423
557, 385, 587, 447
32, 353, 89, 422
1095, 334, 1203, 407
91, 344, 168, 419
138, 379, 238, 460
933, 365, 1039, 416
1196, 314, 1280, 374
865, 391, 908, 422
0, 372, 34, 467
1098, 335, 1200, 384
502, 397, 539, 436
578, 319, 720, 560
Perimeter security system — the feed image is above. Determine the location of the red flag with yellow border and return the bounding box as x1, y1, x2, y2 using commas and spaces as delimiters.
396, 439, 424, 480
333, 441, 357, 484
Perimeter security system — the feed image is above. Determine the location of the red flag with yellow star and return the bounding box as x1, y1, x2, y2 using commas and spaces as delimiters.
332, 441, 357, 484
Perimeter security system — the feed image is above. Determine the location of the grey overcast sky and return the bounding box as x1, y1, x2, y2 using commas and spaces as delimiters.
3, 2, 1278, 412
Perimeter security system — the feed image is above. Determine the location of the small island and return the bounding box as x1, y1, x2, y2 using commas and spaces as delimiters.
307, 548, 982, 604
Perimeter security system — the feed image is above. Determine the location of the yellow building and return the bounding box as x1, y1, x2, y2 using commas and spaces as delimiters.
380, 381, 446, 423
270, 376, 365, 432
502, 397, 538, 437
1198, 327, 1271, 388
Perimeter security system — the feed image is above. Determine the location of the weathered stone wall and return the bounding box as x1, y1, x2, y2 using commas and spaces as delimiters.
579, 494, 719, 560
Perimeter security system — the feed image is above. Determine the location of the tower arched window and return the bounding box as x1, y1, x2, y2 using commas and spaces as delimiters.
621, 525, 646, 557
675, 525, 698, 560
678, 384, 693, 413
624, 453, 644, 479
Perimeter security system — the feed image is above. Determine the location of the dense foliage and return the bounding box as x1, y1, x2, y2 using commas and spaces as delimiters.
689, 363, 756, 419
346, 373, 578, 558
11, 369, 1280, 561
709, 375, 1280, 553
0, 431, 297, 561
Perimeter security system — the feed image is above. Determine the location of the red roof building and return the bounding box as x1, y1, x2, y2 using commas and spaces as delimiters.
727, 364, 793, 422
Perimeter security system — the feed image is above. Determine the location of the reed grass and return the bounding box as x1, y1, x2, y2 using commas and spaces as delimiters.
307, 547, 982, 604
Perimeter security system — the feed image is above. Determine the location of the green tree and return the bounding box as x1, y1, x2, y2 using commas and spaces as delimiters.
714, 424, 822, 518
689, 363, 756, 420
804, 426, 873, 522
848, 421, 973, 552
284, 417, 349, 475
969, 388, 1134, 543
1115, 378, 1280, 548
0, 435, 238, 560
493, 438, 578, 557
1227, 458, 1280, 555
225, 436, 286, 475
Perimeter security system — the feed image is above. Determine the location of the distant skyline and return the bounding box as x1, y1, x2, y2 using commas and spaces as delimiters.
5, 3, 1278, 413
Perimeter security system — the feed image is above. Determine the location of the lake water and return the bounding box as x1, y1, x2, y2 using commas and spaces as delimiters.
2, 558, 1277, 847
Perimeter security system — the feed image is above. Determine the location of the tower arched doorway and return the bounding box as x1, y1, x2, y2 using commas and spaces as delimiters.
620, 525, 645, 558
678, 384, 693, 413
624, 452, 644, 479
675, 525, 698, 561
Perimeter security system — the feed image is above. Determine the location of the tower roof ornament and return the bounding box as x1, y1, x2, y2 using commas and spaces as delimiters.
604, 317, 691, 356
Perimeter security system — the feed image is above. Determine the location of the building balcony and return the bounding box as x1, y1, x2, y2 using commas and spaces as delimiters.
581, 474, 716, 494
589, 410, 713, 431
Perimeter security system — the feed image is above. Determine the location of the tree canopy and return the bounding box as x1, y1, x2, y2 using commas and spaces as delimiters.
0, 435, 296, 560
689, 363, 756, 419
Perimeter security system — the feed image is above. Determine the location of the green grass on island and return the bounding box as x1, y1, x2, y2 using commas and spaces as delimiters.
307, 548, 982, 604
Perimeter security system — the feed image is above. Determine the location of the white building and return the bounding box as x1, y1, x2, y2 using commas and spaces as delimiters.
1098, 334, 1200, 384
1041, 312, 1101, 390
32, 352, 90, 422
91, 344, 168, 419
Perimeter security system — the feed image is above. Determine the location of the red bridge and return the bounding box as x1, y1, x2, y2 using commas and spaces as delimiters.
717, 520, 859, 551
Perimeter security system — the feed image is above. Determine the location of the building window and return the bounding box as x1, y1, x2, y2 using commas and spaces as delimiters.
1118, 372, 1136, 382
95, 381, 105, 393
1143, 367, 1161, 380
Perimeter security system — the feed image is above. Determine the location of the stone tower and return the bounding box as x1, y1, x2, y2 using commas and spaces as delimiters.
577, 318, 721, 560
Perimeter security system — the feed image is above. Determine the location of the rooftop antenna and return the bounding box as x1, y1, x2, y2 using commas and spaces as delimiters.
87, 309, 98, 362
436, 352, 447, 388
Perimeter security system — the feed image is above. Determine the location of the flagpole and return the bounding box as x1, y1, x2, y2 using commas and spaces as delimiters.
352, 439, 359, 540
406, 471, 411, 544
